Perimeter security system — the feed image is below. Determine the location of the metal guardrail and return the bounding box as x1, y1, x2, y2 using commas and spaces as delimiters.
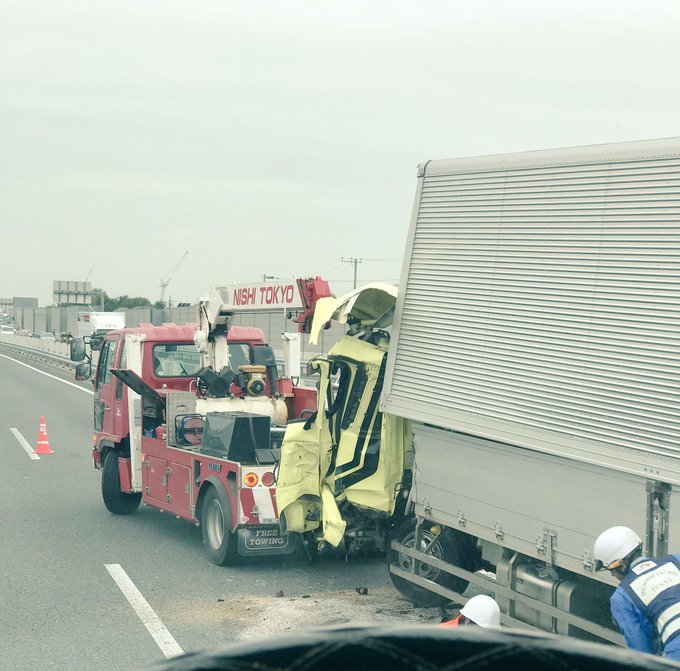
0, 335, 317, 383
0, 335, 76, 371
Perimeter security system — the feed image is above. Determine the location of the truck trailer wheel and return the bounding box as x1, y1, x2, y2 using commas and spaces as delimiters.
388, 517, 468, 608
101, 450, 141, 515
201, 486, 237, 566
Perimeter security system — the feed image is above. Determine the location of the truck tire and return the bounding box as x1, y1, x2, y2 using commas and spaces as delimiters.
201, 486, 237, 566
388, 517, 468, 608
101, 450, 141, 515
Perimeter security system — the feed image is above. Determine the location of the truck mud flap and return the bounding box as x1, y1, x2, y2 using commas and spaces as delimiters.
237, 525, 296, 557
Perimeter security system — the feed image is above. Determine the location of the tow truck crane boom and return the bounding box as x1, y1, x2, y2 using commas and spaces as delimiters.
194, 277, 332, 379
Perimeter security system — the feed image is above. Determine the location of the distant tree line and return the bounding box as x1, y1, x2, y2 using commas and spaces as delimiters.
91, 288, 166, 311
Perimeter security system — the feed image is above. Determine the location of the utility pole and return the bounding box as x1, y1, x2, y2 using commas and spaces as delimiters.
341, 257, 363, 289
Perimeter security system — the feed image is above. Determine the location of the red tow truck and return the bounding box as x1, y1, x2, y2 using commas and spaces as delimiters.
70, 277, 331, 564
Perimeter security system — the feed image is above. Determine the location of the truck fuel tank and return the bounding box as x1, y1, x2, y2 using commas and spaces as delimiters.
496, 558, 615, 640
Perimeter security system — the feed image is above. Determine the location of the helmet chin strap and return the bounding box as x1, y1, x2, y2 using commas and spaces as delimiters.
610, 553, 639, 580
610, 564, 627, 581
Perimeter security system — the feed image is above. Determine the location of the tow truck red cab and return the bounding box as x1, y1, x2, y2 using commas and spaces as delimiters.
71, 318, 318, 564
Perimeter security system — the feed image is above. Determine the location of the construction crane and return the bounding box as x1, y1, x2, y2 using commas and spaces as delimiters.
83, 267, 95, 309
159, 251, 189, 305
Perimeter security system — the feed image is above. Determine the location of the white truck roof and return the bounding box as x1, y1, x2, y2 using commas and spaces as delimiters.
382, 136, 680, 483
77, 311, 126, 336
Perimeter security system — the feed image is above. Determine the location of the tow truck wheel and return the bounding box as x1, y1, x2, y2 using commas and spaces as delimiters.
101, 450, 141, 515
201, 486, 237, 566
388, 517, 469, 608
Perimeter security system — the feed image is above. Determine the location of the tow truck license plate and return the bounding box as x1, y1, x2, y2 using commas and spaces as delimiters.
244, 526, 289, 550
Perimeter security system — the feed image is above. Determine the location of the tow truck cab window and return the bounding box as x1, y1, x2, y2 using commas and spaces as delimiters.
151, 343, 255, 377
152, 344, 202, 377
96, 340, 118, 391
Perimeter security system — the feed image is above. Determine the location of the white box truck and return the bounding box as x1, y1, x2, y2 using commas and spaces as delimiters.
278, 137, 680, 644
76, 311, 125, 339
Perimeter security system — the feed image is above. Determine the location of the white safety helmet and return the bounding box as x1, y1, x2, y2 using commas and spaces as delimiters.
593, 526, 642, 571
459, 595, 501, 629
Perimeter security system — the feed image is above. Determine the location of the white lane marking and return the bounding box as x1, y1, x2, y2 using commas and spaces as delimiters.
105, 564, 184, 659
0, 354, 93, 395
10, 428, 40, 460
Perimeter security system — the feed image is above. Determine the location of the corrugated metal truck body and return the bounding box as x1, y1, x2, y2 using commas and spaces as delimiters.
383, 138, 680, 639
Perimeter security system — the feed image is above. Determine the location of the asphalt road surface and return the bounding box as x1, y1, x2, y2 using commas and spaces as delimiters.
0, 352, 441, 671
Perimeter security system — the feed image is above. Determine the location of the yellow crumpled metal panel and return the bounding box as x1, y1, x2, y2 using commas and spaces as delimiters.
277, 334, 412, 546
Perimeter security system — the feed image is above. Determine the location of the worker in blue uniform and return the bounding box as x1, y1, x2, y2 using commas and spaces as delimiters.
594, 526, 680, 661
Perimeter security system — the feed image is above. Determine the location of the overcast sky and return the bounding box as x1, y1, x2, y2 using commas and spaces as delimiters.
1, 0, 679, 306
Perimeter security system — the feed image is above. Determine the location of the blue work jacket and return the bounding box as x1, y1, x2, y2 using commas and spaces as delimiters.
611, 554, 680, 660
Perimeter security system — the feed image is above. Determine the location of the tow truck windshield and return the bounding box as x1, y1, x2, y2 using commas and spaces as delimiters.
152, 344, 202, 377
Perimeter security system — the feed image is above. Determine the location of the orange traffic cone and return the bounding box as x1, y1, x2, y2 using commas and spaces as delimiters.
35, 416, 54, 454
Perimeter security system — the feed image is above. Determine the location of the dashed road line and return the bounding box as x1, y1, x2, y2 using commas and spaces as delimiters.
105, 564, 184, 659
9, 428, 40, 460
0, 354, 93, 395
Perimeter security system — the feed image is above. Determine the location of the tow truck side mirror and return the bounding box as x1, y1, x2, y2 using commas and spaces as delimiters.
90, 335, 105, 351
75, 362, 92, 381
70, 339, 86, 362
